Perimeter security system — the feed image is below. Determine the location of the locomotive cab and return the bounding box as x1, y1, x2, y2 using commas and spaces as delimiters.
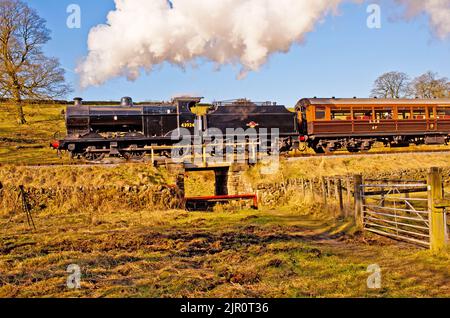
173, 97, 203, 136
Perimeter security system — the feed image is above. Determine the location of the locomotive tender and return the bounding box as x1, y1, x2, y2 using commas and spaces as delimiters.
53, 96, 450, 161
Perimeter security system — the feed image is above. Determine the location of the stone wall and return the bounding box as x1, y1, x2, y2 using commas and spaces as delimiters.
0, 184, 184, 216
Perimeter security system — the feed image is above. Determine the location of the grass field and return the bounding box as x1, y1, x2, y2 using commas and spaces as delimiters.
0, 160, 449, 298
0, 103, 68, 165
1, 206, 449, 298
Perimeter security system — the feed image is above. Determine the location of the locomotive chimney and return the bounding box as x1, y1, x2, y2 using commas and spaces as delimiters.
121, 97, 133, 107
73, 97, 83, 106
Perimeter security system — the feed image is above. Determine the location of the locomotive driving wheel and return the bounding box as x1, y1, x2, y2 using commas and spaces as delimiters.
122, 151, 146, 161
82, 151, 105, 162
346, 146, 360, 153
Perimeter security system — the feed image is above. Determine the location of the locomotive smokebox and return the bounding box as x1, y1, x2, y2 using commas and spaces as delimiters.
73, 97, 83, 106
121, 97, 133, 107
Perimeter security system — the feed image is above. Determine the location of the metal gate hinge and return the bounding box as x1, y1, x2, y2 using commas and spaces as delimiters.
434, 199, 450, 209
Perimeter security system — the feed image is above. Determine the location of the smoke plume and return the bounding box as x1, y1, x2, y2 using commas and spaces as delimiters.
77, 0, 450, 87
77, 0, 343, 87
396, 0, 450, 39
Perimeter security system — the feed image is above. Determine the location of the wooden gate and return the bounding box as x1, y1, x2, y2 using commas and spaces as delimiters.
360, 179, 431, 247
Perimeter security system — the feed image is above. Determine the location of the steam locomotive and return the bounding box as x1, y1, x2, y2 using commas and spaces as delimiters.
52, 96, 299, 161
52, 96, 450, 161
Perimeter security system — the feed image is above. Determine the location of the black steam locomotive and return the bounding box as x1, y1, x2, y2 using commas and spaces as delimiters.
53, 96, 299, 161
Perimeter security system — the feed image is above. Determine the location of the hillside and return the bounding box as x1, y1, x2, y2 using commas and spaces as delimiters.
0, 103, 67, 165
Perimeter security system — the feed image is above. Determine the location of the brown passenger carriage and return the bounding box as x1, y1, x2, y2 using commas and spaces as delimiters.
296, 98, 450, 153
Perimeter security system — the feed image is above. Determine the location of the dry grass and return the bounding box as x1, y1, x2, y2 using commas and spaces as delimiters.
0, 161, 449, 298
0, 205, 449, 298
0, 103, 67, 165
247, 153, 450, 186
0, 165, 170, 188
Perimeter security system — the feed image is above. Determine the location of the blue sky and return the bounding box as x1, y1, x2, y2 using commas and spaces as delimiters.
26, 0, 450, 106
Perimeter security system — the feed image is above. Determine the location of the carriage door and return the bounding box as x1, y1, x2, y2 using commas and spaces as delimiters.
352, 107, 374, 134
427, 106, 437, 132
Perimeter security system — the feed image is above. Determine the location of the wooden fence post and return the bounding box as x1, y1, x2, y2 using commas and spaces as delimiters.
427, 167, 449, 252
354, 174, 363, 227
337, 178, 344, 217
321, 177, 327, 205
327, 178, 332, 198
176, 173, 186, 198
346, 176, 352, 214
334, 178, 339, 202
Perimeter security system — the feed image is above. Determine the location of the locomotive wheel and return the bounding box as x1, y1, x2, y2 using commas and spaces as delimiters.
122, 151, 146, 161
312, 147, 325, 154
346, 147, 360, 153
310, 140, 325, 154
82, 151, 105, 162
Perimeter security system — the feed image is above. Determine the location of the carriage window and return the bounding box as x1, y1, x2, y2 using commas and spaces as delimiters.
315, 107, 326, 120
437, 108, 450, 119
375, 109, 393, 120
353, 110, 373, 120
413, 108, 426, 120
398, 108, 412, 119
428, 107, 436, 119
331, 109, 351, 120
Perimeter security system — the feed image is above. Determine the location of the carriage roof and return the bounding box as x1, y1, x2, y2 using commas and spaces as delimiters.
296, 98, 450, 109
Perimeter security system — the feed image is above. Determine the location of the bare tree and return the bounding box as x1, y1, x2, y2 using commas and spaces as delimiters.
409, 71, 449, 98
0, 0, 71, 124
370, 71, 410, 98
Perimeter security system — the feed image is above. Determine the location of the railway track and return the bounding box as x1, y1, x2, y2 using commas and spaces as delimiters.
3, 148, 450, 168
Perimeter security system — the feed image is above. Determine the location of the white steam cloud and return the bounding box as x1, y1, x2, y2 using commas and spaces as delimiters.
77, 0, 450, 88
77, 0, 343, 87
397, 0, 450, 39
